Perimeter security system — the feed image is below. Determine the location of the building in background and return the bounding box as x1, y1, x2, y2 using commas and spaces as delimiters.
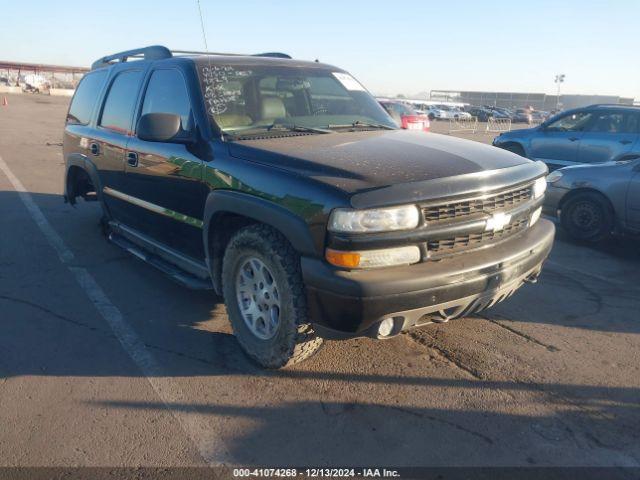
430, 90, 635, 111
0, 61, 88, 92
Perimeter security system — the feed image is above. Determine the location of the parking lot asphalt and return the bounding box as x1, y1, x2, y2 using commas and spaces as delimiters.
1, 94, 639, 467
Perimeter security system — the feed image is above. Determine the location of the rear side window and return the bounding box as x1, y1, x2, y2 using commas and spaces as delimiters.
140, 69, 192, 130
67, 71, 107, 125
627, 113, 640, 133
587, 111, 640, 134
99, 70, 143, 134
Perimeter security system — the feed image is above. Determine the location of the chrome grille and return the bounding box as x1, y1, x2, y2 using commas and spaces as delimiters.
423, 185, 533, 224
427, 217, 529, 257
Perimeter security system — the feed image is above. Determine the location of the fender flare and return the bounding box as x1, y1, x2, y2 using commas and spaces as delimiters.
64, 154, 111, 218
202, 190, 318, 258
202, 190, 319, 295
64, 154, 103, 201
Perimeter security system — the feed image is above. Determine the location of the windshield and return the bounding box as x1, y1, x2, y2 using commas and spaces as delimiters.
197, 62, 397, 135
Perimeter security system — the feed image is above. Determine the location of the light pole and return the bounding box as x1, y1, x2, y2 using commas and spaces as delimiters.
554, 74, 565, 111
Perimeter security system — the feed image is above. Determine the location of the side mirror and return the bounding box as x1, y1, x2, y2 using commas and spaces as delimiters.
137, 113, 185, 143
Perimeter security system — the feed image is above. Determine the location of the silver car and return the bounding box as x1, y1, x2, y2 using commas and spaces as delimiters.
544, 158, 640, 242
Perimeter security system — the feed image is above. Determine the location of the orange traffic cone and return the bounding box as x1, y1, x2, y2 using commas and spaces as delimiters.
1, 96, 7, 106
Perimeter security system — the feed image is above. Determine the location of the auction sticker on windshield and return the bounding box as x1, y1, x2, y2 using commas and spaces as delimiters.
332, 72, 366, 91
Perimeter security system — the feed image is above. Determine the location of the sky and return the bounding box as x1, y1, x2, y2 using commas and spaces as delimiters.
1, 0, 638, 99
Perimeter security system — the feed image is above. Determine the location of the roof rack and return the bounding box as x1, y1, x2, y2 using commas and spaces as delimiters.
587, 103, 639, 108
91, 45, 172, 70
172, 50, 291, 59
253, 52, 292, 59
92, 46, 293, 69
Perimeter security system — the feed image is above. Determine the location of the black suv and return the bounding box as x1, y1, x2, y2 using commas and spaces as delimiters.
63, 46, 554, 368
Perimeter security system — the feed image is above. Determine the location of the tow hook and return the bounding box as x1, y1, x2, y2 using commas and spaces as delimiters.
524, 270, 541, 284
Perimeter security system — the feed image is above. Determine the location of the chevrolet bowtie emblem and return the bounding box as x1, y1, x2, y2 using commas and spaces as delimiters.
485, 212, 512, 232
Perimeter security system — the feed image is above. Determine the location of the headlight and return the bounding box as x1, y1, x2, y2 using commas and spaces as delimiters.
328, 205, 420, 233
533, 176, 547, 199
546, 170, 563, 184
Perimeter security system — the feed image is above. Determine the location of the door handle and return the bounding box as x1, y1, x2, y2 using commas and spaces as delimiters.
126, 151, 139, 167
89, 142, 100, 155
568, 137, 579, 142
619, 139, 632, 145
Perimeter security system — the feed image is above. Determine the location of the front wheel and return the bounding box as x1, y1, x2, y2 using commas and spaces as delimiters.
561, 192, 613, 243
222, 224, 323, 368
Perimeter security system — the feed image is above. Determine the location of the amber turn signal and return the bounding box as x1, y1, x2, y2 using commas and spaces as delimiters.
325, 249, 361, 268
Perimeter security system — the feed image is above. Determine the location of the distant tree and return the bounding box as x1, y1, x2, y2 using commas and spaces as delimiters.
396, 94, 406, 99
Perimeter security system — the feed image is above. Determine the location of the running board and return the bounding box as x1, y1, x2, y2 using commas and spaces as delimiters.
108, 231, 213, 290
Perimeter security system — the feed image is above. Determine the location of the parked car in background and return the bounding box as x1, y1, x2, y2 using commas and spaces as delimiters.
531, 110, 549, 123
545, 158, 640, 242
484, 106, 513, 119
379, 101, 430, 131
434, 105, 471, 120
493, 104, 640, 171
451, 108, 472, 119
513, 109, 533, 124
467, 107, 503, 122
422, 105, 446, 120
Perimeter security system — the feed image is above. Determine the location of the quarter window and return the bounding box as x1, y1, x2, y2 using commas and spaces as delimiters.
141, 69, 192, 131
627, 113, 640, 133
67, 71, 107, 125
587, 112, 625, 133
99, 70, 143, 134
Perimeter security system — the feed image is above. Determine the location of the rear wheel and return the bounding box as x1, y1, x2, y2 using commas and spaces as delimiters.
561, 192, 613, 243
222, 224, 323, 368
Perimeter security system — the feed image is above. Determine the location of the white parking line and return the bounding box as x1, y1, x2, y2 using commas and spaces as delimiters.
0, 155, 229, 466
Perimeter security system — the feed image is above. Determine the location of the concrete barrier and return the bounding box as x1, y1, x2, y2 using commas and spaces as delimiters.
49, 88, 75, 97
0, 86, 22, 94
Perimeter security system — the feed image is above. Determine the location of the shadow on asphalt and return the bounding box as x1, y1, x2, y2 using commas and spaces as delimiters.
553, 228, 640, 262
89, 395, 639, 466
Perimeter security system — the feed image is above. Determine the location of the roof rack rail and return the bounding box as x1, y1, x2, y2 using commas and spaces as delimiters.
172, 50, 291, 59
91, 46, 293, 70
172, 49, 237, 56
253, 52, 292, 59
91, 45, 172, 70
587, 103, 638, 108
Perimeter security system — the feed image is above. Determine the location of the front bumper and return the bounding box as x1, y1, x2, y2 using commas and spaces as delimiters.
543, 184, 570, 217
302, 219, 555, 338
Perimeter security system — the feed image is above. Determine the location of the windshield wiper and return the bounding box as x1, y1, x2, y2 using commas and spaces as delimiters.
327, 120, 396, 131
267, 123, 332, 134
222, 123, 331, 141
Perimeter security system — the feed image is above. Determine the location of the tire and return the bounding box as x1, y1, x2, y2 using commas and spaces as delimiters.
428, 113, 435, 121
561, 192, 614, 243
222, 224, 323, 368
501, 143, 526, 157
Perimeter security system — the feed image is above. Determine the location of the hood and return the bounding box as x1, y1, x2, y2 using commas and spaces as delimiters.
228, 130, 531, 194
499, 126, 538, 138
